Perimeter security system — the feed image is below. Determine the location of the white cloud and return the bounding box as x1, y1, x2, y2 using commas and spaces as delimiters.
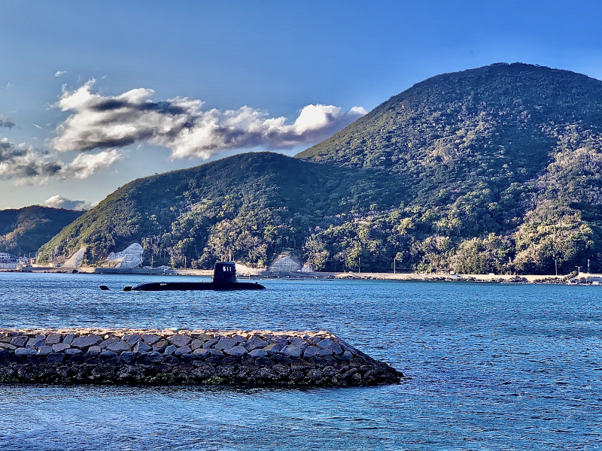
55, 71, 67, 77
0, 137, 120, 184
52, 80, 366, 160
44, 195, 94, 210
6, 82, 13, 90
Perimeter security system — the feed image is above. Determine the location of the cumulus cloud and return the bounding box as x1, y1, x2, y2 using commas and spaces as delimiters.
52, 80, 366, 160
0, 138, 120, 184
55, 71, 67, 77
44, 195, 94, 211
0, 115, 15, 128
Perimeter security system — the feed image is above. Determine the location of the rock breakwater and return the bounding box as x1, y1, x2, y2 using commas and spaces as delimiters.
0, 329, 402, 386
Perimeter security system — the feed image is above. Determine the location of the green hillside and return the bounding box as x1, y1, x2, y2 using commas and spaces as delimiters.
0, 206, 83, 256
296, 63, 602, 274
38, 152, 403, 268
39, 63, 602, 274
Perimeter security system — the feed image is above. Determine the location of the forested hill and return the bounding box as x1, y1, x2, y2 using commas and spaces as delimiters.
0, 206, 83, 256
39, 63, 602, 274
37, 152, 404, 267
296, 63, 602, 274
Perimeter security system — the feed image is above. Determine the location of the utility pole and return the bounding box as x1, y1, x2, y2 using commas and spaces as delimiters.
555, 259, 558, 277
359, 257, 361, 274
151, 254, 154, 269
393, 258, 396, 274
576, 266, 582, 276
588, 259, 590, 275
184, 256, 187, 269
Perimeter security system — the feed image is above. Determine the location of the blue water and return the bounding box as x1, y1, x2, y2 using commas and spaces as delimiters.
0, 272, 600, 450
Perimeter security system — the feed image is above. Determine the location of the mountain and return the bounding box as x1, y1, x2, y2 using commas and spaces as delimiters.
39, 63, 602, 274
0, 206, 84, 257
37, 152, 403, 268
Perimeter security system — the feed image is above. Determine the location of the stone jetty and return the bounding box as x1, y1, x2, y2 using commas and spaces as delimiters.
0, 329, 402, 386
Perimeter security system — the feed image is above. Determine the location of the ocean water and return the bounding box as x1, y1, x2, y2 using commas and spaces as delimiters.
0, 272, 600, 450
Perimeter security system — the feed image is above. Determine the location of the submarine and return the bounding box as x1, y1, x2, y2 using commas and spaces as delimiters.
100, 262, 265, 291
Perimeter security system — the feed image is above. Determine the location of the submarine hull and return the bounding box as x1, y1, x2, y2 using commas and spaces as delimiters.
131, 282, 265, 291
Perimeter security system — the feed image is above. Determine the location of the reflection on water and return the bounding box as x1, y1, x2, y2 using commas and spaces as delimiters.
0, 272, 601, 450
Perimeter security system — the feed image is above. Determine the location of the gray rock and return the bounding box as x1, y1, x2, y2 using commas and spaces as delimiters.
303, 346, 320, 358
15, 348, 37, 356
180, 354, 196, 364
202, 338, 219, 349
99, 337, 120, 348
174, 345, 192, 356
134, 341, 152, 353
215, 337, 237, 351
340, 351, 353, 361
72, 335, 102, 349
317, 338, 333, 349
142, 334, 161, 345
46, 353, 65, 364
100, 351, 118, 360
288, 337, 308, 349
120, 351, 136, 364
281, 345, 302, 358
232, 334, 246, 343
225, 346, 247, 357
247, 336, 268, 351
249, 349, 267, 358
27, 337, 45, 348
264, 343, 282, 354
10, 336, 27, 347
0, 343, 16, 350
317, 348, 333, 356
107, 341, 131, 352
45, 334, 62, 345
190, 339, 204, 350
52, 343, 71, 352
329, 342, 343, 355
152, 340, 168, 352
168, 335, 192, 347
65, 348, 82, 355
164, 345, 177, 355
85, 348, 101, 358
308, 336, 322, 345
163, 355, 179, 366
37, 346, 52, 356
192, 333, 211, 342
147, 351, 164, 363
192, 349, 210, 359
136, 351, 163, 365
62, 334, 75, 345
126, 335, 141, 346
88, 346, 102, 353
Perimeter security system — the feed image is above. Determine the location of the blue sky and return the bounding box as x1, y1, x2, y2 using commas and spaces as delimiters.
1, 0, 602, 209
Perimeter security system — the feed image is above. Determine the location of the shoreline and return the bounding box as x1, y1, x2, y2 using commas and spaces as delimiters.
0, 266, 588, 284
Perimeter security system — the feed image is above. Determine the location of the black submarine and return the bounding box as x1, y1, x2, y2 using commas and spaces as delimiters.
100, 262, 265, 291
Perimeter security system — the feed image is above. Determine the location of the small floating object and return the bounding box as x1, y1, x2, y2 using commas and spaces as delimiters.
100, 262, 265, 291
99, 285, 110, 291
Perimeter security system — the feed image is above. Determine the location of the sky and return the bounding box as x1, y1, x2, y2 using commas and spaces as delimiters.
2, 0, 602, 210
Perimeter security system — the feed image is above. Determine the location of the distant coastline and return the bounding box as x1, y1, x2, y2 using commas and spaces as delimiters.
1, 266, 589, 284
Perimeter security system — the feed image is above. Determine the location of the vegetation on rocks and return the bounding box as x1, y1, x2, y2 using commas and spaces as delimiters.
38, 63, 602, 274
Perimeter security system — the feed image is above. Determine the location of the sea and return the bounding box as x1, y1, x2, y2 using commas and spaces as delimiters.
0, 272, 600, 450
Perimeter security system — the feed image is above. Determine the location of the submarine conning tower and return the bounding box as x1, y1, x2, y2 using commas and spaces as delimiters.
212, 262, 237, 283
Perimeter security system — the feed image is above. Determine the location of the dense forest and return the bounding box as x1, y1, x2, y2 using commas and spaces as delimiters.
38, 63, 602, 274
0, 207, 83, 256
